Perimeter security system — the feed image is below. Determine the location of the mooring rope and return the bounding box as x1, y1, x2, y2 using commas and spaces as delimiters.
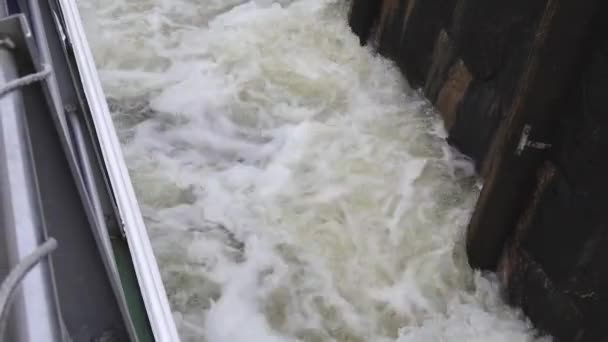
0, 64, 52, 98
0, 238, 58, 337
0, 36, 52, 98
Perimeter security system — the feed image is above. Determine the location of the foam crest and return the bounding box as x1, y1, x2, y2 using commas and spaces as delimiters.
79, 0, 546, 341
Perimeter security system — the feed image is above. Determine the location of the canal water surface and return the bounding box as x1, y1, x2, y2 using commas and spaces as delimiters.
78, 0, 546, 341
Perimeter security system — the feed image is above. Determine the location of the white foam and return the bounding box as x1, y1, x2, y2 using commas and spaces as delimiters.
78, 0, 547, 341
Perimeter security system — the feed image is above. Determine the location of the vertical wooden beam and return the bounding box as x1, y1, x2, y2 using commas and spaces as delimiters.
466, 0, 599, 270
348, 0, 383, 45
435, 59, 472, 130
424, 30, 456, 102
497, 161, 557, 296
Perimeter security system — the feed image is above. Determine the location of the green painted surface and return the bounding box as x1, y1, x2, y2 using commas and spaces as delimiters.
111, 236, 156, 342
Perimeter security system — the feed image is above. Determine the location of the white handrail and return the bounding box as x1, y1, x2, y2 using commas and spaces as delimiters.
55, 1, 181, 341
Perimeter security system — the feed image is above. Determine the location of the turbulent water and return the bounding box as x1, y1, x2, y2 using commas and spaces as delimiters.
78, 0, 546, 341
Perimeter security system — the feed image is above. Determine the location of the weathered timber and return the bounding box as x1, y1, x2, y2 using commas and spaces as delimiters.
349, 0, 607, 340
446, 0, 548, 165
466, 0, 598, 270
369, 0, 548, 166
376, 0, 458, 88
350, 0, 597, 270
498, 12, 608, 339
348, 0, 381, 45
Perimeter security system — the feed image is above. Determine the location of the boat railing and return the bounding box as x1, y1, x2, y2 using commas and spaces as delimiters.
0, 0, 180, 341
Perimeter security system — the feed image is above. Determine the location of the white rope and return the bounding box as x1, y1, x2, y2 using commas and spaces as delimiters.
0, 64, 52, 98
0, 238, 58, 337
0, 37, 15, 49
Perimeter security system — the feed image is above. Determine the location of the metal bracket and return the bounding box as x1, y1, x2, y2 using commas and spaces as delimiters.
516, 124, 552, 155
52, 10, 69, 49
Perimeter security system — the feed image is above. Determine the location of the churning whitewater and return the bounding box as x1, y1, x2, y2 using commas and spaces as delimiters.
78, 0, 546, 341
